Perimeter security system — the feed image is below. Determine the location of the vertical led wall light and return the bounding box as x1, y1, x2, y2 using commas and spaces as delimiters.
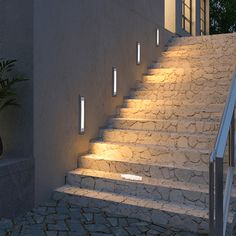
112, 66, 117, 96
156, 28, 160, 46
79, 95, 85, 134
136, 42, 141, 65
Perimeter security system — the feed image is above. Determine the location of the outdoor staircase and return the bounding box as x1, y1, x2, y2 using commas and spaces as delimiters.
54, 33, 236, 234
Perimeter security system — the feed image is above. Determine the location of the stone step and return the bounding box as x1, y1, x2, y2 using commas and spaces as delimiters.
160, 54, 236, 64
124, 99, 225, 108
128, 91, 227, 104
136, 80, 230, 92
119, 106, 222, 122
78, 153, 210, 185
110, 117, 219, 134
90, 141, 210, 168
67, 168, 236, 211
151, 61, 235, 70
102, 129, 215, 150
162, 48, 236, 57
144, 68, 233, 82
169, 33, 236, 46
53, 185, 235, 234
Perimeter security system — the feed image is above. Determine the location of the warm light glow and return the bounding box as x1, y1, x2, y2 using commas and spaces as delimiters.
80, 96, 85, 134
156, 28, 160, 46
112, 67, 117, 96
136, 42, 141, 65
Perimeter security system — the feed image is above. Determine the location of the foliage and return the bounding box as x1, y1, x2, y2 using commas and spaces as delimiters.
210, 0, 236, 34
0, 59, 28, 111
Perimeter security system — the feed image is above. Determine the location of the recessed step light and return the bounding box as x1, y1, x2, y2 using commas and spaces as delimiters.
79, 95, 85, 134
112, 66, 118, 96
136, 42, 141, 65
121, 174, 142, 181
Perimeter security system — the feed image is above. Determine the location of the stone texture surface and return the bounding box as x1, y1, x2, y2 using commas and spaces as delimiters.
54, 33, 236, 234
0, 199, 200, 236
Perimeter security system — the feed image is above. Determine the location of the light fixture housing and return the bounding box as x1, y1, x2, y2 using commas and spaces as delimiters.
112, 66, 117, 96
79, 95, 85, 134
156, 28, 160, 46
136, 42, 141, 65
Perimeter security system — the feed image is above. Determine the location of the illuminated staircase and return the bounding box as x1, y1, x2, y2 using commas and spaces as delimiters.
54, 33, 236, 234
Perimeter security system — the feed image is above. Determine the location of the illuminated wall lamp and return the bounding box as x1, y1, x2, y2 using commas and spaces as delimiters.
112, 66, 117, 96
136, 42, 141, 65
156, 28, 160, 46
79, 95, 85, 134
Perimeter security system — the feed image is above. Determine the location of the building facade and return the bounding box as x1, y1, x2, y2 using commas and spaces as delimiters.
0, 0, 209, 218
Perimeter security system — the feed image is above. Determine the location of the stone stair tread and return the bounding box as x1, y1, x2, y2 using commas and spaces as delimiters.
55, 184, 235, 224
55, 184, 208, 218
112, 117, 218, 125
92, 140, 211, 153
69, 168, 236, 198
102, 128, 216, 139
120, 104, 223, 111
124, 98, 225, 107
81, 153, 209, 172
69, 168, 209, 193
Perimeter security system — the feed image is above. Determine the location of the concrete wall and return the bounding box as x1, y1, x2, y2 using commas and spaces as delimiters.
0, 0, 34, 217
34, 0, 174, 204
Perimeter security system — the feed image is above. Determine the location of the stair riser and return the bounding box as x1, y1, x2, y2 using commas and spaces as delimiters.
78, 156, 209, 185
67, 173, 209, 208
136, 81, 230, 92
162, 49, 236, 58
151, 61, 234, 69
111, 119, 219, 134
124, 98, 224, 111
53, 191, 209, 233
158, 55, 236, 65
67, 172, 236, 211
102, 130, 215, 150
127, 95, 226, 105
119, 108, 221, 122
170, 34, 236, 46
90, 142, 209, 167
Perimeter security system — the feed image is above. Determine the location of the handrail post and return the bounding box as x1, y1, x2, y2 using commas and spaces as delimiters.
229, 110, 235, 167
209, 158, 215, 236
215, 157, 223, 236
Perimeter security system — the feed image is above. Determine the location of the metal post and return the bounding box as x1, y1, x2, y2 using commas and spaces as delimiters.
209, 159, 215, 236
215, 157, 224, 236
229, 110, 235, 167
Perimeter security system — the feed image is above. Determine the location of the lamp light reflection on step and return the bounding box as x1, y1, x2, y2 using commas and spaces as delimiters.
79, 95, 85, 134
121, 174, 142, 181
136, 42, 141, 65
112, 66, 117, 96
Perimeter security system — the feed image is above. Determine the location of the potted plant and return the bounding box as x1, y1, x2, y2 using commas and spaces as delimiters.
0, 59, 28, 157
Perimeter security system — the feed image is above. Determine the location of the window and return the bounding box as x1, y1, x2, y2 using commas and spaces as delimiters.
200, 0, 206, 35
182, 0, 192, 34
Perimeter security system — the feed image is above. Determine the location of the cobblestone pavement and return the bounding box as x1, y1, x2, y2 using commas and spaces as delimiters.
0, 199, 203, 236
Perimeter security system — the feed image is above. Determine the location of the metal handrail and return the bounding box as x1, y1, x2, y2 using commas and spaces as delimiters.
209, 71, 236, 236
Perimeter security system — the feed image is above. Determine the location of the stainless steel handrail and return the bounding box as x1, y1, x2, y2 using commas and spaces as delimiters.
209, 70, 236, 236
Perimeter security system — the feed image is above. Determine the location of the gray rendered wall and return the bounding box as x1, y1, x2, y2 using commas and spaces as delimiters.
34, 0, 174, 204
0, 0, 34, 218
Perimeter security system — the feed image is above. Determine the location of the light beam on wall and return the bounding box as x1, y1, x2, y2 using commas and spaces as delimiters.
112, 66, 117, 96
136, 42, 141, 65
79, 95, 85, 134
156, 28, 160, 46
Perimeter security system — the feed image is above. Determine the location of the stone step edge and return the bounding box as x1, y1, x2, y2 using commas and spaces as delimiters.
54, 184, 209, 219
124, 98, 225, 107
54, 184, 235, 226
79, 153, 209, 173
102, 128, 217, 139
111, 117, 219, 126
91, 140, 212, 154
68, 168, 236, 198
68, 168, 209, 193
